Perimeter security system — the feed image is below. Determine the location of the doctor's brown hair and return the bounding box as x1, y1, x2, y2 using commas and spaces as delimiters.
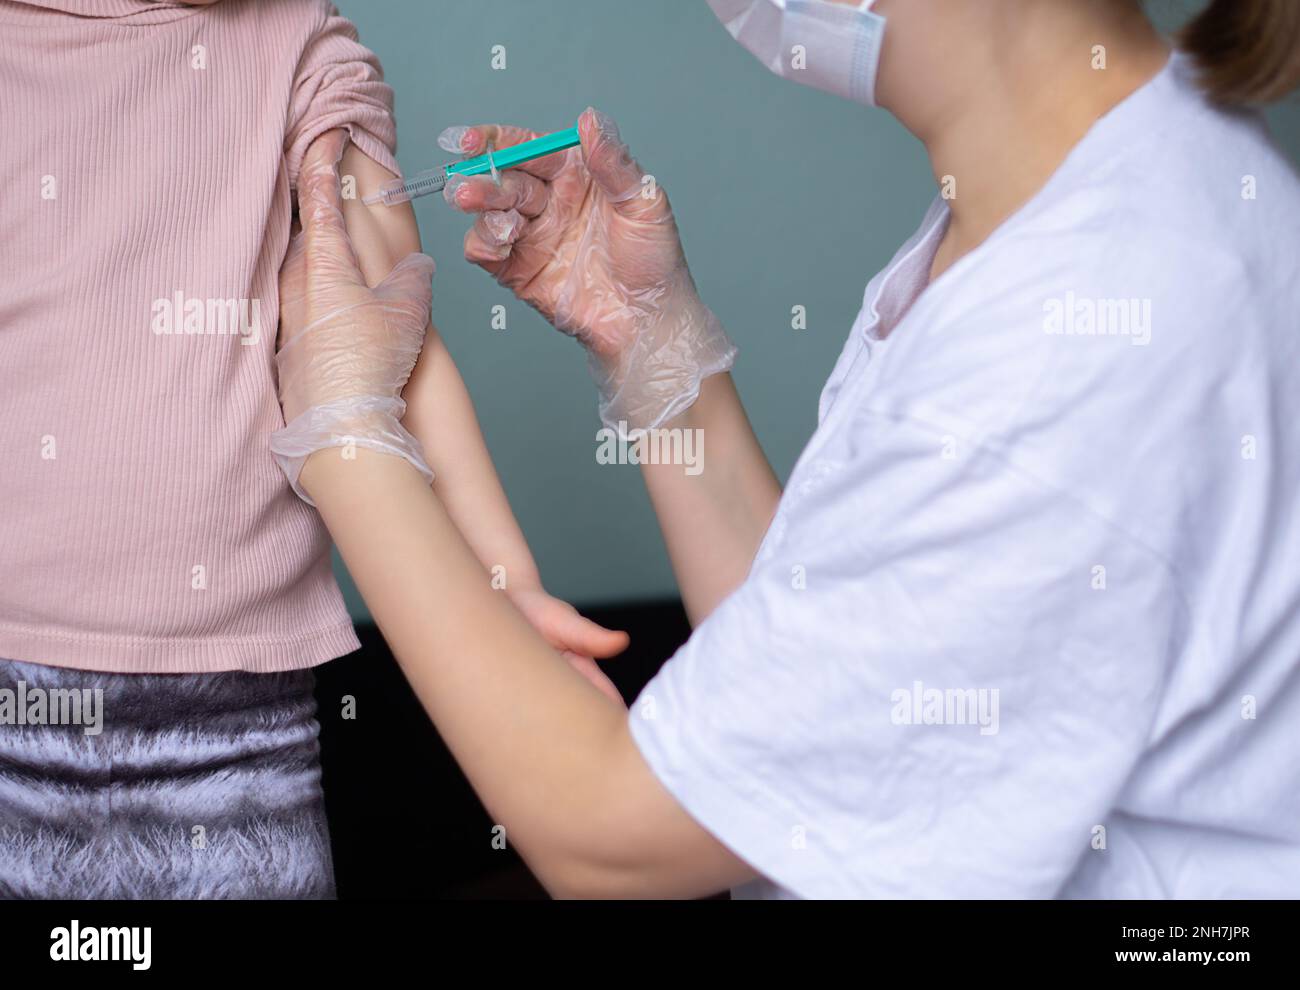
1176, 0, 1300, 105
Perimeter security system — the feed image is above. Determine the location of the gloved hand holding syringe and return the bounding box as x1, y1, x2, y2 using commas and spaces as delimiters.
371, 107, 737, 435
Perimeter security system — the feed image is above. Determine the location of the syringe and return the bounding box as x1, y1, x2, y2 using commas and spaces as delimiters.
363, 123, 582, 207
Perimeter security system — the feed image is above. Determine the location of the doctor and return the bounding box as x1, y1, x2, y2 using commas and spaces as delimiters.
272, 0, 1300, 898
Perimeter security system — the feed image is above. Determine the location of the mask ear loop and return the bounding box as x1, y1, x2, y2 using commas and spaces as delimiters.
486, 141, 501, 186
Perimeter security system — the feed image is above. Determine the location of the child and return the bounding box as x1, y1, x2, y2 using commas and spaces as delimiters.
0, 0, 623, 898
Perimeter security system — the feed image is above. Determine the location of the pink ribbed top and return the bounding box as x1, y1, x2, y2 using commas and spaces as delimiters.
0, 0, 401, 672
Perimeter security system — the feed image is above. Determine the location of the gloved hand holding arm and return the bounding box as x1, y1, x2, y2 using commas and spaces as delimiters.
272, 132, 436, 504
445, 109, 782, 623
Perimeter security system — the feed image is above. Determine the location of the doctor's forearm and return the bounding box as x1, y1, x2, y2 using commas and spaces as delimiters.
304, 449, 626, 886
301, 448, 749, 897
641, 373, 782, 624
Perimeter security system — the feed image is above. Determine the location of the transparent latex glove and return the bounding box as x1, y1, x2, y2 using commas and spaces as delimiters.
440, 108, 736, 436
272, 129, 437, 505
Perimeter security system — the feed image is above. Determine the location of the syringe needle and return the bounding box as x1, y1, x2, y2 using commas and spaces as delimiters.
363, 168, 449, 207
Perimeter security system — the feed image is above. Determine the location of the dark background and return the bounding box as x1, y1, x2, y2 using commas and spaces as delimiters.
314, 602, 691, 899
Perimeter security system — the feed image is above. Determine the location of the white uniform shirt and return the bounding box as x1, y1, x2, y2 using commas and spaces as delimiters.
629, 52, 1300, 899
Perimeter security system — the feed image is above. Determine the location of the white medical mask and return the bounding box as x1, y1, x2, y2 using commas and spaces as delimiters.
706, 0, 888, 107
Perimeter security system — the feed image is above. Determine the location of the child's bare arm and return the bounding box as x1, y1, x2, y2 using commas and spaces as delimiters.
338, 145, 540, 584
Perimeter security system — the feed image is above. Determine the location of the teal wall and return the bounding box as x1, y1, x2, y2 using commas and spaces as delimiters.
335, 0, 1300, 617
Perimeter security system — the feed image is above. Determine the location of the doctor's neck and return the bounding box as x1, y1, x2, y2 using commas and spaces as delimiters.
873, 0, 1169, 275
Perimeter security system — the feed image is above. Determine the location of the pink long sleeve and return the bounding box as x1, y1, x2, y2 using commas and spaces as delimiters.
0, 0, 397, 672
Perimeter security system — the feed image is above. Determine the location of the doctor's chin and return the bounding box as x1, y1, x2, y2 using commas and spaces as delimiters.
1, 0, 1296, 979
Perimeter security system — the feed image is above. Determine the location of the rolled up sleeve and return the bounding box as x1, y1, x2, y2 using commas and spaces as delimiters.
284, 5, 399, 190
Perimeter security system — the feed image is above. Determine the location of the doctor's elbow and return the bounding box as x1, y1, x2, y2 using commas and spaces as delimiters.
531, 849, 664, 900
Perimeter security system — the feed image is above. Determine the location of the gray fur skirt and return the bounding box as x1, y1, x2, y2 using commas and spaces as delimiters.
0, 657, 335, 899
